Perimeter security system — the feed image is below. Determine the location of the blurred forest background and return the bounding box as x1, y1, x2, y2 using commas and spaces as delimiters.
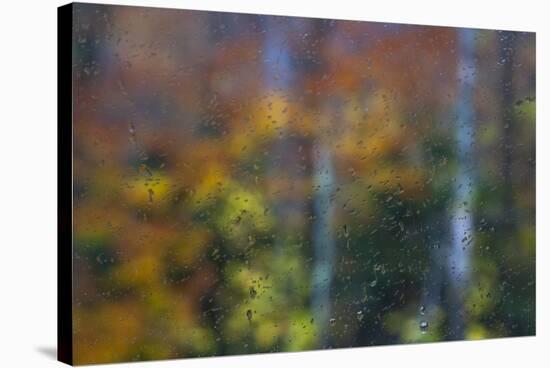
70, 3, 535, 365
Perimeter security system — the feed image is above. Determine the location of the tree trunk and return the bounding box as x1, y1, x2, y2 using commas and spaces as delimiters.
446, 28, 477, 340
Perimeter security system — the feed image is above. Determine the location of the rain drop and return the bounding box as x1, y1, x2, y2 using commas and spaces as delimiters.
343, 225, 350, 238
128, 122, 136, 135
419, 320, 429, 334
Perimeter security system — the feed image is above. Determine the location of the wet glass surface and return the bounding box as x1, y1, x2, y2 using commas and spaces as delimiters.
70, 3, 535, 364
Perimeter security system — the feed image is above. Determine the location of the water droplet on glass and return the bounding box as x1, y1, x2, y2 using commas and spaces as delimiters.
246, 309, 253, 323
369, 280, 377, 287
329, 318, 336, 326
128, 122, 136, 135
419, 320, 429, 334
419, 305, 425, 315
139, 164, 153, 177
356, 310, 364, 321
343, 225, 349, 238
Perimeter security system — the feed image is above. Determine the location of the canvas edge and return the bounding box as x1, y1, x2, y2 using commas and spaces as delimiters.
58, 2, 74, 366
